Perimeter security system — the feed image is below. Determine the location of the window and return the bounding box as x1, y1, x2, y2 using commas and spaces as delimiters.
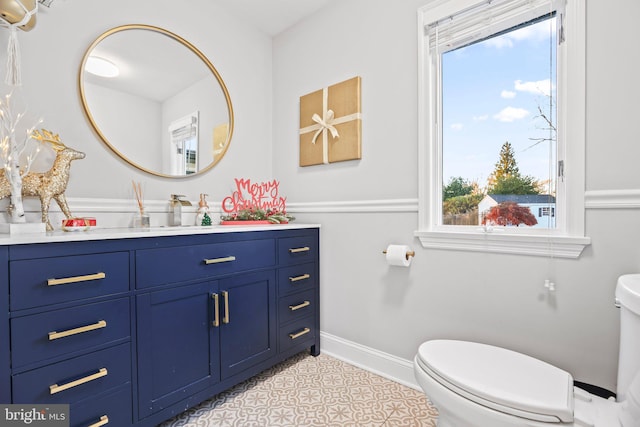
416, 0, 589, 258
169, 112, 199, 175
539, 207, 555, 217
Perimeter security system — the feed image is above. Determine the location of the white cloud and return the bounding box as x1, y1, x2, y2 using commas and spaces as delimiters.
493, 107, 529, 122
450, 123, 463, 131
501, 90, 516, 99
514, 79, 554, 97
473, 114, 489, 122
484, 19, 555, 49
510, 19, 556, 42
484, 35, 513, 49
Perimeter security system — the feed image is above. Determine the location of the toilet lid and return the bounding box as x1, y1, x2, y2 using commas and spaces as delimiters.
417, 340, 574, 423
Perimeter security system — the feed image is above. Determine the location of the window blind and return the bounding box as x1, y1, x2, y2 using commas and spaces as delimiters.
426, 0, 564, 53
169, 115, 198, 143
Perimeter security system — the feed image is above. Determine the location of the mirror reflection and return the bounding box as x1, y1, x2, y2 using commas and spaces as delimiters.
79, 24, 234, 178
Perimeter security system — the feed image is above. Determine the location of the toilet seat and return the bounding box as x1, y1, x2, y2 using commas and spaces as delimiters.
417, 340, 575, 423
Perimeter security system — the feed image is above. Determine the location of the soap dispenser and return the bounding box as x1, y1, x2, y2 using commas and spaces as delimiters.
169, 194, 191, 226
196, 193, 212, 226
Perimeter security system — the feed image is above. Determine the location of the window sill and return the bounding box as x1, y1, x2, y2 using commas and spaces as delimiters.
414, 229, 590, 259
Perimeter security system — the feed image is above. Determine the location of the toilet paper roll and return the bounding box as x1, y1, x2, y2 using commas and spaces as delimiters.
385, 244, 413, 267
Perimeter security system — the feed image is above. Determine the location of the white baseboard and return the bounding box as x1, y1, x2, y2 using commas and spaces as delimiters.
320, 331, 420, 391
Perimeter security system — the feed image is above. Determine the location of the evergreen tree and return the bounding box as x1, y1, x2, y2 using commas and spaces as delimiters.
491, 141, 519, 182
442, 177, 482, 217
487, 141, 540, 195
490, 175, 539, 195
443, 176, 474, 200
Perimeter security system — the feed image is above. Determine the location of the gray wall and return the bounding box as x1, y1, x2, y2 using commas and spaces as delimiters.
272, 0, 640, 391
1, 0, 638, 393
84, 82, 162, 171
0, 0, 274, 202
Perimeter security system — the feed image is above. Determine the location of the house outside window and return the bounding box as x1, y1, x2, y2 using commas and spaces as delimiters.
415, 0, 589, 258
479, 194, 556, 228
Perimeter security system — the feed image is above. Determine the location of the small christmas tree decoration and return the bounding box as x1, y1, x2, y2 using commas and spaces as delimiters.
201, 212, 212, 226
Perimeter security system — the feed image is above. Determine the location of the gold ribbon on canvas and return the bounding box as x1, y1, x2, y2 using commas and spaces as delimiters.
299, 86, 362, 164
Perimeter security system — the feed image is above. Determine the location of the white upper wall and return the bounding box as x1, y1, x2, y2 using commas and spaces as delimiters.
273, 0, 640, 197
272, 0, 640, 392
585, 0, 640, 191
0, 0, 274, 202
272, 0, 421, 201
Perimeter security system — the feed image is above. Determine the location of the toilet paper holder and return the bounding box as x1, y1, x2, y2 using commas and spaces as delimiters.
382, 249, 415, 260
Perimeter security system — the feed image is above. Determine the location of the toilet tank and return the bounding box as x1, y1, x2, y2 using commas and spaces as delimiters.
616, 274, 640, 401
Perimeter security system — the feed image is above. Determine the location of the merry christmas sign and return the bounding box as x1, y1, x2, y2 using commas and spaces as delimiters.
220, 178, 292, 224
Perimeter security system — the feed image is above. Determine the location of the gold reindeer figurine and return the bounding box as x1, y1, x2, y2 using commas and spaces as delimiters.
0, 130, 86, 231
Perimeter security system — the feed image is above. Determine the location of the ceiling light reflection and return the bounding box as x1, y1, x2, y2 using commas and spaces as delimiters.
85, 56, 119, 78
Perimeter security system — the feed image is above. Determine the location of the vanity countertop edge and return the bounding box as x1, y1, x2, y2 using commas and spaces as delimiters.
0, 223, 322, 246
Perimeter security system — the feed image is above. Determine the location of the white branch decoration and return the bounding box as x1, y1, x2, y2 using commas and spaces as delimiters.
0, 92, 42, 223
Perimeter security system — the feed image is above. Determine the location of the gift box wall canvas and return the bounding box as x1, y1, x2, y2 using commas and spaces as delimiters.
299, 76, 362, 166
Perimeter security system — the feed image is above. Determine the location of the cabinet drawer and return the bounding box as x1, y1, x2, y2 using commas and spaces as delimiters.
71, 384, 132, 427
278, 262, 316, 295
279, 317, 316, 353
12, 343, 131, 405
10, 252, 129, 311
11, 298, 130, 369
278, 235, 317, 266
278, 289, 315, 325
136, 239, 275, 289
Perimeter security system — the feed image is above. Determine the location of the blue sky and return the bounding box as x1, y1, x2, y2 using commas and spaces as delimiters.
442, 16, 557, 191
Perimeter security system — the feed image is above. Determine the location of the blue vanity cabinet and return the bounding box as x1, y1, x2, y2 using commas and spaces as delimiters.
135, 248, 278, 420
135, 238, 275, 289
0, 226, 319, 427
6, 241, 133, 427
136, 281, 221, 419
277, 235, 320, 358
219, 270, 277, 379
0, 246, 9, 403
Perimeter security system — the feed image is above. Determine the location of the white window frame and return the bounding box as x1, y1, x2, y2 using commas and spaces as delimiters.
169, 111, 199, 175
415, 0, 589, 258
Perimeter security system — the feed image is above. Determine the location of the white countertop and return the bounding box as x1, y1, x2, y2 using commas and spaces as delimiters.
0, 223, 321, 246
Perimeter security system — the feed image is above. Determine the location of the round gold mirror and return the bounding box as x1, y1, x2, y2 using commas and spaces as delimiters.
79, 24, 234, 178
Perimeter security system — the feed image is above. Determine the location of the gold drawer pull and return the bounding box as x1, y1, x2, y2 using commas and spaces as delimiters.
222, 290, 230, 324
289, 247, 310, 253
204, 256, 236, 265
49, 368, 108, 395
211, 293, 220, 327
89, 415, 109, 427
49, 320, 107, 341
289, 327, 311, 340
289, 273, 310, 283
289, 301, 311, 311
47, 272, 106, 287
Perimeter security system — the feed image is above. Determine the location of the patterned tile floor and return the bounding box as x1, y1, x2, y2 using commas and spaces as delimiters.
159, 352, 439, 426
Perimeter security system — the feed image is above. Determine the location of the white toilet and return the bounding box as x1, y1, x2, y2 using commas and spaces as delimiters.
414, 274, 640, 427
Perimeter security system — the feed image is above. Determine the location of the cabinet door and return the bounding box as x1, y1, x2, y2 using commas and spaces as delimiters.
136, 281, 220, 419
219, 270, 276, 379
